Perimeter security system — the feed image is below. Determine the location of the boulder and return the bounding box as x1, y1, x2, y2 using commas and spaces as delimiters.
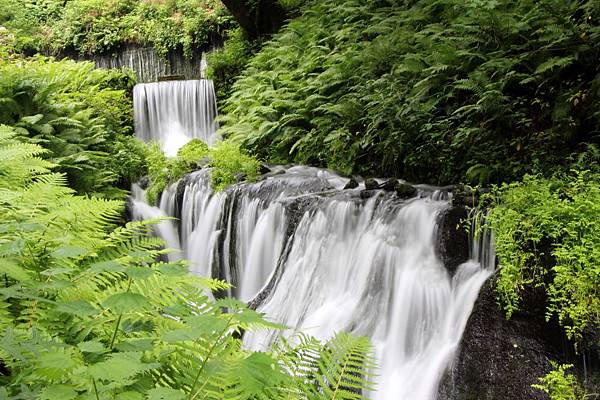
436, 206, 470, 274
344, 177, 359, 190
137, 176, 150, 190
380, 178, 399, 191
364, 178, 379, 190
259, 162, 272, 175
438, 278, 578, 400
394, 182, 417, 198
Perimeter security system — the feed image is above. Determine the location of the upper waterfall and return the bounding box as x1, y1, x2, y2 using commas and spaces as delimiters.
133, 79, 220, 156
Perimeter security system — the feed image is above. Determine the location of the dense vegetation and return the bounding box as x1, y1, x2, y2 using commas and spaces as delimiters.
0, 124, 375, 399
0, 0, 232, 57
2, 0, 600, 398
0, 54, 146, 197
222, 0, 600, 185
485, 171, 600, 343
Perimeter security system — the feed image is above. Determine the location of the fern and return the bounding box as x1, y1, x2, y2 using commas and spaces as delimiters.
0, 125, 376, 399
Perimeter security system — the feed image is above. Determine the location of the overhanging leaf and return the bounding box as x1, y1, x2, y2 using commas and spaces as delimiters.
102, 292, 151, 314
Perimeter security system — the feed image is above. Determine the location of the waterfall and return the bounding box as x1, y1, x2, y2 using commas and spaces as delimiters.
129, 78, 495, 398
129, 184, 181, 262
142, 167, 494, 399
133, 80, 220, 156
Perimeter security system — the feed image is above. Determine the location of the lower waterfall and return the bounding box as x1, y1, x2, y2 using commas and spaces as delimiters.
131, 167, 495, 399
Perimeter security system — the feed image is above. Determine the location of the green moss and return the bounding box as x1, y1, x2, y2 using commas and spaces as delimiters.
208, 140, 260, 191
145, 139, 259, 203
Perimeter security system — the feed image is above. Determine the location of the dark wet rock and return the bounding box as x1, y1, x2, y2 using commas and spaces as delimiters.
122, 196, 134, 223
259, 163, 272, 175
344, 178, 359, 190
138, 176, 151, 190
451, 185, 493, 208
439, 275, 600, 400
364, 178, 379, 190
360, 190, 378, 199
261, 169, 286, 179
438, 278, 566, 400
380, 178, 399, 191
234, 172, 247, 183
158, 74, 185, 81
195, 156, 211, 169
436, 206, 469, 274
394, 182, 417, 199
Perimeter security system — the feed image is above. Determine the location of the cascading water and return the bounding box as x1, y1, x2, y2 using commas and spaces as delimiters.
129, 78, 495, 398
144, 168, 494, 399
133, 80, 219, 156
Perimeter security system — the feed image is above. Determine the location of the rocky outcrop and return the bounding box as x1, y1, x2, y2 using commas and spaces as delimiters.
55, 41, 222, 83
436, 206, 470, 274
438, 277, 583, 400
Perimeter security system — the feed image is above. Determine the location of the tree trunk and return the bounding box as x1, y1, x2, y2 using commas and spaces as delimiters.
220, 0, 287, 39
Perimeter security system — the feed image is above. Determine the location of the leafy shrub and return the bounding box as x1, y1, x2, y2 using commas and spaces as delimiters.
208, 140, 260, 191
1, 0, 233, 57
486, 171, 600, 341
0, 56, 144, 196
222, 0, 600, 185
207, 28, 262, 104
0, 124, 375, 399
533, 363, 583, 400
146, 142, 172, 205
146, 139, 260, 203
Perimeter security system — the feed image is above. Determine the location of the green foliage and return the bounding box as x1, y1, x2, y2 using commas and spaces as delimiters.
208, 28, 262, 104
146, 139, 259, 204
533, 363, 583, 400
278, 333, 376, 399
146, 139, 212, 205
209, 140, 260, 191
178, 138, 209, 160
222, 0, 600, 184
146, 142, 172, 205
0, 125, 375, 399
0, 55, 145, 196
486, 171, 600, 341
0, 0, 233, 57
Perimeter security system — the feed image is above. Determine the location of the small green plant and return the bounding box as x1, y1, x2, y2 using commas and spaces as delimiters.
208, 140, 260, 191
486, 171, 600, 342
145, 139, 260, 203
533, 363, 583, 400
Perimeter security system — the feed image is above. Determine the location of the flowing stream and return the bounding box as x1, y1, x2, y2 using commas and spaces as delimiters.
131, 79, 495, 399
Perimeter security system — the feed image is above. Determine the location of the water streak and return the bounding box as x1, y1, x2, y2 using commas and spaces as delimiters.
140, 167, 494, 399
133, 80, 219, 155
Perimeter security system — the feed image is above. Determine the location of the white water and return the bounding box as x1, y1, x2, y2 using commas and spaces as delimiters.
133, 80, 220, 155
130, 184, 181, 262
138, 169, 494, 399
